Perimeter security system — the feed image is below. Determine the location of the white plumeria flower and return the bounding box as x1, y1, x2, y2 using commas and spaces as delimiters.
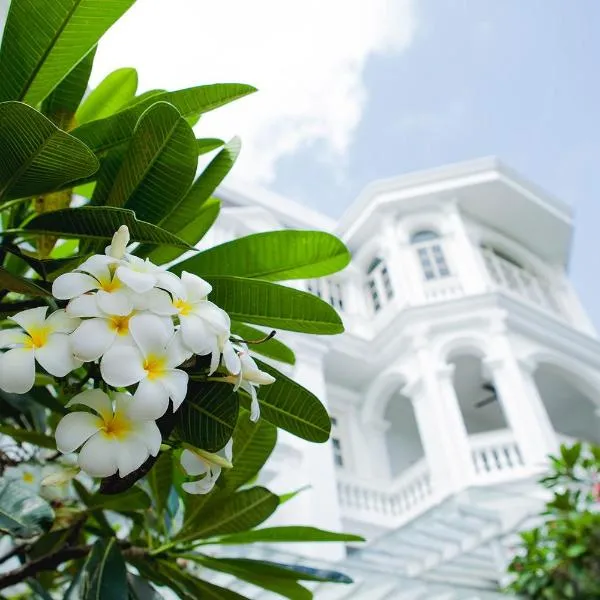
233, 349, 275, 422
115, 255, 182, 295
100, 314, 191, 420
180, 439, 233, 495
4, 463, 43, 492
55, 389, 161, 478
173, 271, 240, 376
0, 307, 81, 394
53, 254, 135, 316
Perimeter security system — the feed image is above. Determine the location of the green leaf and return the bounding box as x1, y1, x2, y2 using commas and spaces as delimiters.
0, 266, 52, 297
245, 360, 331, 442
202, 526, 364, 546
72, 84, 256, 155
41, 48, 96, 129
189, 555, 312, 600
21, 206, 192, 247
0, 425, 56, 449
196, 138, 225, 155
176, 382, 239, 453
566, 544, 586, 558
0, 0, 135, 105
127, 573, 165, 600
2, 244, 86, 281
175, 230, 350, 281
81, 538, 128, 600
146, 197, 221, 264
231, 322, 295, 365
0, 479, 54, 538
0, 102, 99, 201
87, 486, 151, 512
76, 67, 138, 125
104, 102, 197, 225
158, 137, 240, 232
221, 414, 277, 492
200, 276, 343, 335
147, 451, 173, 517
179, 486, 279, 543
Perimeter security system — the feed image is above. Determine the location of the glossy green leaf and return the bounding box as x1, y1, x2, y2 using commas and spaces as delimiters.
81, 538, 128, 600
146, 197, 220, 264
202, 525, 364, 546
76, 67, 138, 125
175, 230, 350, 281
0, 425, 56, 449
127, 573, 165, 600
158, 137, 240, 232
189, 555, 312, 600
87, 486, 151, 512
2, 245, 86, 281
0, 0, 135, 105
231, 322, 295, 365
41, 48, 96, 129
147, 451, 173, 518
176, 382, 239, 453
0, 266, 52, 297
249, 360, 331, 442
72, 84, 256, 155
201, 276, 343, 335
0, 102, 99, 201
196, 138, 224, 155
179, 486, 279, 544
104, 102, 197, 225
221, 414, 277, 492
21, 206, 192, 248
0, 479, 54, 538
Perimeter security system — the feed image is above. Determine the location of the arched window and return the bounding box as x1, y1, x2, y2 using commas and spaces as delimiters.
410, 230, 450, 281
365, 257, 393, 313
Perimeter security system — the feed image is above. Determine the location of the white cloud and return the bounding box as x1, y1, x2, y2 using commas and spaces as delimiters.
91, 0, 417, 184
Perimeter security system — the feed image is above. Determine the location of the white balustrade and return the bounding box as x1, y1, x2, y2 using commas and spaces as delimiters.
469, 429, 525, 480
422, 276, 463, 302
481, 248, 564, 317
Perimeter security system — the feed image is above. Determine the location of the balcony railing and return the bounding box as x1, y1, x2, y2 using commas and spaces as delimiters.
469, 429, 525, 481
481, 248, 564, 317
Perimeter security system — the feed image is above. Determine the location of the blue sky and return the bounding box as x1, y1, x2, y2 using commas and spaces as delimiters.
272, 0, 600, 325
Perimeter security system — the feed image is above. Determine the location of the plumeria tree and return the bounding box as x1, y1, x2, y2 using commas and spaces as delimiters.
506, 443, 600, 599
0, 1, 360, 597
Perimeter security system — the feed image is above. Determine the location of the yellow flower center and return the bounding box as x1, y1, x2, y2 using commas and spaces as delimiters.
173, 298, 193, 316
143, 354, 167, 380
22, 471, 35, 483
23, 326, 51, 349
109, 314, 131, 336
98, 274, 121, 293
101, 413, 131, 440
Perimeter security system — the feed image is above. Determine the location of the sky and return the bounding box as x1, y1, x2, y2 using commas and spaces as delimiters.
3, 0, 600, 325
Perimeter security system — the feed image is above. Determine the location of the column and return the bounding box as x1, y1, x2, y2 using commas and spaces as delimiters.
484, 335, 558, 467
265, 336, 345, 561
381, 218, 410, 306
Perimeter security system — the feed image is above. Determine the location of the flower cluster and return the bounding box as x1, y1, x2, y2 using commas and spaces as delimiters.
0, 226, 275, 491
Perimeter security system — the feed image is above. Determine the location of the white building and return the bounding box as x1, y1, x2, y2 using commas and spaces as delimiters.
206, 157, 600, 599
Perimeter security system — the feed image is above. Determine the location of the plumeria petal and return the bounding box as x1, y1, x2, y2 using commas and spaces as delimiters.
96, 288, 133, 316
161, 369, 188, 410
10, 306, 48, 333
77, 434, 119, 478
55, 412, 103, 453
0, 329, 29, 348
132, 421, 162, 456
66, 389, 113, 422
46, 309, 80, 333
193, 301, 231, 334
129, 313, 172, 356
156, 271, 184, 297
166, 330, 193, 368
181, 271, 212, 302
115, 437, 150, 477
129, 379, 170, 420
101, 345, 146, 387
181, 449, 208, 476
71, 318, 116, 362
241, 381, 261, 422
77, 254, 115, 281
133, 288, 176, 315
0, 347, 36, 393
35, 334, 79, 377
180, 315, 213, 355
66, 294, 102, 318
182, 479, 218, 495
223, 340, 241, 375
52, 272, 98, 300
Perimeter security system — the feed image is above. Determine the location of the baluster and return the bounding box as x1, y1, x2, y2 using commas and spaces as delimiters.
472, 449, 483, 474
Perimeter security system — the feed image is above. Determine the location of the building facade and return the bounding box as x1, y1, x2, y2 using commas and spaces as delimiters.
205, 158, 600, 599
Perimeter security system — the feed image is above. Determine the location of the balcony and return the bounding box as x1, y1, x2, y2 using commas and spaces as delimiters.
336, 429, 541, 529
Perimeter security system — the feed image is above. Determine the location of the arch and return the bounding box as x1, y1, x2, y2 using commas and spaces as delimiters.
436, 333, 490, 365
410, 229, 440, 244
361, 367, 408, 424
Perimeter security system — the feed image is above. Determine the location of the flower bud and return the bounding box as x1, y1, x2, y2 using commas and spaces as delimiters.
108, 225, 130, 259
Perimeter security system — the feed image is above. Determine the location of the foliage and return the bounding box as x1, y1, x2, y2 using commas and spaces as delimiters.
506, 442, 600, 599
0, 1, 356, 598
